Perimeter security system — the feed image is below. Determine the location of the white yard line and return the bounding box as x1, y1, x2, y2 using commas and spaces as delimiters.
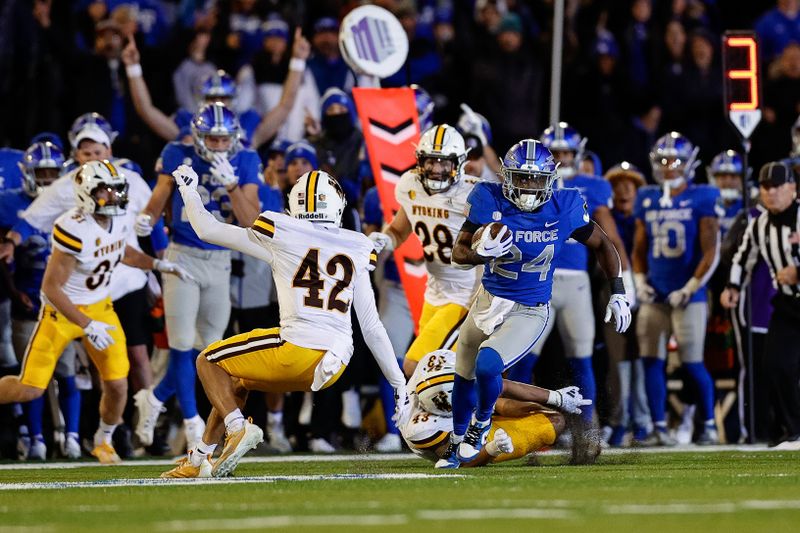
156, 514, 408, 531
0, 444, 784, 471
0, 472, 463, 491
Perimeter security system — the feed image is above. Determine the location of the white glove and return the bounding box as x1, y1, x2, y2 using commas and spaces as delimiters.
210, 153, 238, 189
172, 164, 199, 191
83, 320, 116, 351
604, 293, 632, 333
634, 273, 655, 304
134, 213, 153, 237
474, 225, 513, 259
153, 259, 195, 282
485, 428, 514, 457
622, 269, 637, 309
392, 387, 412, 428
667, 277, 700, 308
547, 386, 592, 415
458, 103, 488, 147
368, 232, 394, 253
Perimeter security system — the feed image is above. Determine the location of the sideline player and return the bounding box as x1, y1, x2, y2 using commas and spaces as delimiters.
159, 166, 408, 478
133, 102, 262, 450
707, 150, 745, 237
439, 139, 631, 468
0, 161, 189, 463
402, 350, 590, 465
633, 132, 721, 446
508, 123, 633, 425
369, 124, 481, 377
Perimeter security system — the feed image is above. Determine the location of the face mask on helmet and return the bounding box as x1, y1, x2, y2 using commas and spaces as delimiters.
192, 103, 242, 162
74, 161, 129, 216
418, 155, 458, 193
91, 183, 129, 216
19, 141, 64, 198
503, 169, 556, 211
649, 133, 699, 188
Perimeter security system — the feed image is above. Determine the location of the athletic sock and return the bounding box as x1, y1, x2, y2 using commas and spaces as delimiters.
474, 347, 504, 423
505, 353, 538, 384
378, 376, 399, 435
452, 374, 477, 437
190, 441, 217, 466
173, 348, 199, 418
56, 375, 81, 434
267, 411, 283, 427
224, 409, 245, 434
27, 396, 45, 437
684, 362, 715, 423
568, 357, 596, 423
96, 421, 117, 446
642, 357, 667, 425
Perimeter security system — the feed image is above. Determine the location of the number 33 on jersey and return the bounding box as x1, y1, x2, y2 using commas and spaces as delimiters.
465, 182, 590, 306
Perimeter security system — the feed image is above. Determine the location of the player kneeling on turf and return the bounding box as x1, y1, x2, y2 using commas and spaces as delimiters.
401, 350, 590, 465
0, 161, 191, 463
160, 164, 408, 478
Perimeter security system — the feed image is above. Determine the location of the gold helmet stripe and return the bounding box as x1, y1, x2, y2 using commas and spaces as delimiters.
433, 125, 445, 151
415, 372, 455, 395
102, 160, 118, 177
306, 171, 319, 212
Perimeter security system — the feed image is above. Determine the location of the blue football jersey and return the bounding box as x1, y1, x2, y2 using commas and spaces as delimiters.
720, 199, 743, 238
466, 183, 590, 306
0, 190, 50, 314
174, 108, 261, 147
553, 174, 612, 271
158, 142, 262, 250
634, 184, 721, 302
0, 148, 24, 192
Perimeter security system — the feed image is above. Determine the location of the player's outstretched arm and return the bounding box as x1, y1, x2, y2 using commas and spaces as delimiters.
369, 207, 412, 253
501, 380, 591, 415
250, 28, 310, 149
122, 38, 180, 141
173, 165, 273, 262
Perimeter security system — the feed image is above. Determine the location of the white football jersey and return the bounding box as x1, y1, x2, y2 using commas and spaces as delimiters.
22, 164, 151, 299
49, 208, 131, 306
247, 211, 377, 361
395, 170, 480, 307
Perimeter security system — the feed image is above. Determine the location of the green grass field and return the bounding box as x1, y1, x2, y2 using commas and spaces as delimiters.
1, 450, 799, 532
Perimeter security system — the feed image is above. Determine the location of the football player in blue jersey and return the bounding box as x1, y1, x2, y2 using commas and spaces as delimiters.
61, 113, 143, 177
633, 132, 721, 446
0, 142, 84, 460
506, 123, 633, 424
435, 139, 632, 468
121, 30, 310, 149
133, 102, 262, 450
0, 147, 25, 378
0, 147, 25, 192
707, 150, 745, 238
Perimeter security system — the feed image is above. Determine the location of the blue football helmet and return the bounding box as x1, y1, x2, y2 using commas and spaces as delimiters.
68, 112, 118, 148
191, 102, 242, 162
540, 122, 586, 178
501, 139, 560, 211
18, 141, 65, 197
707, 150, 744, 201
649, 131, 700, 186
200, 70, 236, 101
411, 84, 435, 132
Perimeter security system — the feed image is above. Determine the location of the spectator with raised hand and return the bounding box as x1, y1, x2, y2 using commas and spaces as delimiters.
307, 17, 356, 95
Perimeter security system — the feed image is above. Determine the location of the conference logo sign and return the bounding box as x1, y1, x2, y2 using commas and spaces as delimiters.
339, 5, 409, 79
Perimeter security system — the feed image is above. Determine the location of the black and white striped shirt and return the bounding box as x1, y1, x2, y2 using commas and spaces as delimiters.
730, 201, 800, 298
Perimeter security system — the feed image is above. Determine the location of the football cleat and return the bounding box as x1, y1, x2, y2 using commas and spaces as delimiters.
675, 405, 695, 445
91, 442, 122, 464
28, 438, 47, 461
696, 425, 719, 446
62, 434, 82, 459
212, 420, 263, 478
309, 437, 336, 453
17, 434, 30, 461
434, 441, 461, 469
457, 416, 491, 462
374, 432, 403, 453
637, 428, 677, 447
161, 452, 213, 479
133, 388, 165, 447
267, 422, 292, 454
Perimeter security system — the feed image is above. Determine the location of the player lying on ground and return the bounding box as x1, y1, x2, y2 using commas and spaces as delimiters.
159, 165, 409, 478
0, 161, 190, 463
401, 350, 591, 465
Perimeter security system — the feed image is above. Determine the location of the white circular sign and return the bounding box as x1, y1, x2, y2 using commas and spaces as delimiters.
339, 5, 409, 79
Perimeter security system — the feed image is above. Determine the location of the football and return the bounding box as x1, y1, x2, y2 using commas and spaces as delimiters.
472, 222, 511, 246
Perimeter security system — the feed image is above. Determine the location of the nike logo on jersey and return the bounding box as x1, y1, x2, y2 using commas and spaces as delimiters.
679, 200, 692, 207
544, 220, 559, 227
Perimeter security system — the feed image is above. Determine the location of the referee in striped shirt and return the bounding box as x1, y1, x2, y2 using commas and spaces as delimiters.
722, 161, 800, 448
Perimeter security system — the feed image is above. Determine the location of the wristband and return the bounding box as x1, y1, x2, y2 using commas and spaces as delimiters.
485, 440, 502, 457
289, 58, 306, 72
125, 64, 143, 78
547, 390, 561, 408
610, 276, 625, 295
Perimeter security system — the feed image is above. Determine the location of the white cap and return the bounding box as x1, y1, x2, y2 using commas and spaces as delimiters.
73, 124, 111, 148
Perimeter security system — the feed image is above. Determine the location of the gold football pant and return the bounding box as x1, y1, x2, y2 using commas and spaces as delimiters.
405, 302, 468, 363
488, 413, 557, 462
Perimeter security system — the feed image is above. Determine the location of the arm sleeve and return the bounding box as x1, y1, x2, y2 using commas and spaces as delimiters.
180, 186, 273, 262
729, 216, 759, 288
353, 270, 405, 389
